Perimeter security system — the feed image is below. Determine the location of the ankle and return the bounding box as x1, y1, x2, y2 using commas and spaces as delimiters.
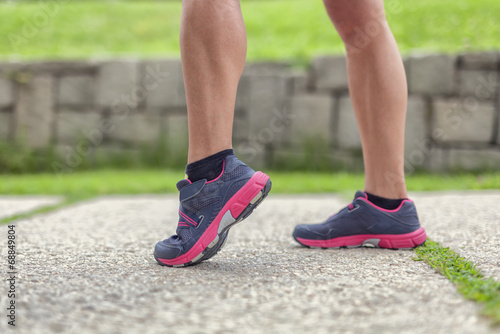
188, 144, 233, 164
364, 185, 407, 200
365, 192, 407, 210
185, 149, 234, 182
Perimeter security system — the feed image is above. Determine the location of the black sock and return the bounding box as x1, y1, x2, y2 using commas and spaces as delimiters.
365, 192, 406, 210
185, 149, 234, 182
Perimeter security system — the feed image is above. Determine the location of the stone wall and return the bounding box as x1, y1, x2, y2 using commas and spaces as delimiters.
0, 52, 499, 172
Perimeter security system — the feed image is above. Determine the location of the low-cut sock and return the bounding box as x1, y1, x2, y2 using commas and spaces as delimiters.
365, 192, 406, 210
185, 149, 234, 182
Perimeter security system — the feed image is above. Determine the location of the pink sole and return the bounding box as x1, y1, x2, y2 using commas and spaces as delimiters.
158, 172, 270, 266
296, 227, 427, 249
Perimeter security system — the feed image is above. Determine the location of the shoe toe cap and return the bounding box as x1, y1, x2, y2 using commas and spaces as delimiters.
293, 224, 319, 240
154, 239, 183, 260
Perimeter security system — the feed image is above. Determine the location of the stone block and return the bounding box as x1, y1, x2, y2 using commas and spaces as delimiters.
271, 149, 308, 169
235, 76, 250, 111
233, 111, 249, 140
404, 97, 428, 159
164, 114, 188, 153
425, 148, 449, 172
498, 98, 500, 145
458, 70, 497, 98
459, 52, 499, 70
286, 71, 308, 95
311, 56, 348, 92
0, 112, 13, 140
431, 98, 495, 143
107, 113, 161, 145
245, 74, 288, 141
56, 110, 102, 145
271, 147, 364, 171
402, 57, 411, 79
0, 62, 23, 77
15, 61, 98, 75
90, 145, 143, 166
449, 148, 500, 171
0, 77, 13, 107
271, 149, 328, 170
330, 149, 364, 171
408, 54, 456, 95
337, 96, 361, 149
141, 60, 186, 109
14, 74, 55, 148
235, 71, 290, 113
287, 94, 333, 145
242, 62, 290, 76
234, 139, 267, 170
58, 75, 95, 106
97, 61, 139, 107
498, 82, 500, 145
53, 144, 143, 170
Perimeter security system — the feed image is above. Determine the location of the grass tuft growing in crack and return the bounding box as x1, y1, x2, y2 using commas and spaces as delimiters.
414, 239, 500, 324
0, 195, 95, 225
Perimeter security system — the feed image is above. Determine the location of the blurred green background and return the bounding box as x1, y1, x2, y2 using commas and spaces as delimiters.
1, 0, 499, 198
2, 0, 500, 63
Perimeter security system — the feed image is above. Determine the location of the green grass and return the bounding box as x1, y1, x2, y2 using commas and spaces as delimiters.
0, 169, 499, 198
2, 0, 500, 63
414, 240, 500, 324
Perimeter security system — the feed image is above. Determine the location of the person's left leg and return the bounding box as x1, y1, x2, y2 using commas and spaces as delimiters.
326, 0, 408, 199
293, 0, 427, 249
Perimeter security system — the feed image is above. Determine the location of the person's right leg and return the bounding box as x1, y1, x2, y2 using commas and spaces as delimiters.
181, 0, 246, 164
154, 0, 271, 267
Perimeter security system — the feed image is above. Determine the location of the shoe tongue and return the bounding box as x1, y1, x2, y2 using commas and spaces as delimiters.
176, 179, 191, 192
354, 190, 367, 200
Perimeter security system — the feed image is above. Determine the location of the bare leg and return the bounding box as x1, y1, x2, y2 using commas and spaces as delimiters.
324, 0, 408, 198
180, 0, 246, 163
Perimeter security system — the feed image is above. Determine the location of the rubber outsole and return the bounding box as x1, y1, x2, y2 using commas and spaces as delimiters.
155, 174, 272, 267
293, 227, 427, 250
194, 178, 272, 264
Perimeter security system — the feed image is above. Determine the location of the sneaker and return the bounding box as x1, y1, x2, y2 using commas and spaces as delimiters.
293, 191, 427, 249
154, 155, 272, 267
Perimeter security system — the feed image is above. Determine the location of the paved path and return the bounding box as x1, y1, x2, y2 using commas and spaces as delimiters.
413, 191, 500, 281
0, 193, 498, 333
0, 195, 62, 220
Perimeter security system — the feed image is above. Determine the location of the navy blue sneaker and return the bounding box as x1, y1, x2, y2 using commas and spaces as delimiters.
154, 155, 272, 267
293, 191, 426, 249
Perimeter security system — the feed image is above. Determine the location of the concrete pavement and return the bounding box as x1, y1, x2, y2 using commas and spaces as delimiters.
413, 191, 500, 280
0, 193, 498, 333
0, 195, 62, 219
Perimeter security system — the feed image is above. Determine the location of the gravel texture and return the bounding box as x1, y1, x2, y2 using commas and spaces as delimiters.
0, 194, 497, 333
0, 195, 63, 219
412, 191, 500, 280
